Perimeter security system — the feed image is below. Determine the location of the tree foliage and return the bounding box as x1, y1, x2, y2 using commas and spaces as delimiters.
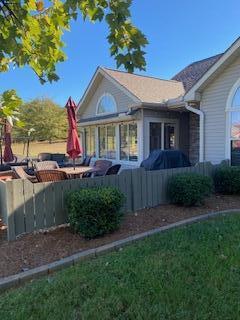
0, 89, 22, 126
13, 98, 68, 142
0, 0, 148, 83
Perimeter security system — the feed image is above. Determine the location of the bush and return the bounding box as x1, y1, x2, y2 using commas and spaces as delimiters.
168, 173, 213, 206
66, 187, 125, 239
214, 166, 240, 194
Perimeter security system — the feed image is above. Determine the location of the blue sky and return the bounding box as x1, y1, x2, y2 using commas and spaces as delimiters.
0, 0, 239, 106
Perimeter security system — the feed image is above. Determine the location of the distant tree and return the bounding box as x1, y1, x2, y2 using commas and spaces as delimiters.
13, 98, 68, 143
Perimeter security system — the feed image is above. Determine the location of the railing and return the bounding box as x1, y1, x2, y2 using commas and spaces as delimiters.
0, 162, 223, 241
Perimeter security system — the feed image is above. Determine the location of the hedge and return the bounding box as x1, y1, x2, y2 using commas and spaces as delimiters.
66, 187, 125, 239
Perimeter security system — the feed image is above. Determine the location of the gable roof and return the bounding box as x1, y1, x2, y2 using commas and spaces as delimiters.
172, 53, 223, 92
102, 67, 185, 103
184, 37, 240, 101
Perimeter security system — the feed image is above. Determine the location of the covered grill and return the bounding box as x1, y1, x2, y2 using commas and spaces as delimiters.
140, 149, 191, 171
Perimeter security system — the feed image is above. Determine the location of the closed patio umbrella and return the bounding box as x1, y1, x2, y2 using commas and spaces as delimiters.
66, 97, 82, 168
3, 121, 14, 163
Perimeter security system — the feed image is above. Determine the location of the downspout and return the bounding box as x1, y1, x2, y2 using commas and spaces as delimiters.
185, 102, 204, 162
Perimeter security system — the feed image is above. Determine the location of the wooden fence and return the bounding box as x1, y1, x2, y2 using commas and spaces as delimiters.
0, 162, 220, 241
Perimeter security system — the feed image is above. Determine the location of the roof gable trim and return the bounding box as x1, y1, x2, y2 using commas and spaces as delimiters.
185, 37, 240, 101
77, 67, 140, 114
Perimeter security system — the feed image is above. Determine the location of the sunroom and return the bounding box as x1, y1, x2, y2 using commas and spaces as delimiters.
77, 66, 187, 168
78, 93, 141, 167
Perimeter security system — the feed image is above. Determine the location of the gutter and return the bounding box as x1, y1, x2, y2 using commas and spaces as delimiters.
184, 102, 204, 162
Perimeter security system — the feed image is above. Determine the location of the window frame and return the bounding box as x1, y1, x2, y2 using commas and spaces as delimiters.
119, 122, 138, 162
96, 93, 117, 115
98, 125, 117, 160
226, 78, 240, 162
84, 127, 96, 157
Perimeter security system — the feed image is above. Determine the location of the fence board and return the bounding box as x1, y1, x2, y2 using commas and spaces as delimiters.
5, 181, 15, 240
23, 180, 35, 233
132, 169, 143, 211
119, 170, 132, 212
54, 181, 65, 225
44, 182, 55, 228
0, 181, 7, 224
12, 180, 25, 237
33, 182, 45, 230
141, 169, 147, 209
146, 171, 152, 207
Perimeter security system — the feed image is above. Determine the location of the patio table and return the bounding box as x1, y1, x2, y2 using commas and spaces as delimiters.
58, 166, 98, 179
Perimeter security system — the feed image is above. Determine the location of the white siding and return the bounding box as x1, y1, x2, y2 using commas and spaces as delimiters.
201, 56, 240, 164
80, 77, 135, 119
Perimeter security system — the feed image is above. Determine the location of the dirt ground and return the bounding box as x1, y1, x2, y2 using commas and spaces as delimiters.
1, 194, 240, 278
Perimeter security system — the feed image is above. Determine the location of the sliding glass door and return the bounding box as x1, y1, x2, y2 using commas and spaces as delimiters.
149, 122, 177, 152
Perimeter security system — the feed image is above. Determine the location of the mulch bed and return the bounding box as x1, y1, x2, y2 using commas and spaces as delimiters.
1, 194, 240, 279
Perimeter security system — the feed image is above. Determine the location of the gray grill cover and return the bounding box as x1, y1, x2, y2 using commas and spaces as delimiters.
140, 150, 191, 171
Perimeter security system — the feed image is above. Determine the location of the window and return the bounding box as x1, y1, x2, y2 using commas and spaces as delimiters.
228, 87, 240, 166
120, 123, 138, 162
106, 126, 116, 159
149, 122, 177, 152
98, 126, 116, 159
164, 124, 176, 150
97, 94, 117, 114
85, 127, 95, 156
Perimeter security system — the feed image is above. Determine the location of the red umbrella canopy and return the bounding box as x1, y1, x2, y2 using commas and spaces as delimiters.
66, 97, 82, 159
3, 121, 14, 163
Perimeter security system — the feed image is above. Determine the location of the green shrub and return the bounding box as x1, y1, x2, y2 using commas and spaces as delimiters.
168, 173, 213, 206
214, 166, 240, 194
66, 187, 125, 239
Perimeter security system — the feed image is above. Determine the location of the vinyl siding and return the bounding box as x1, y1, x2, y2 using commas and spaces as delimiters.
80, 77, 135, 120
201, 56, 240, 163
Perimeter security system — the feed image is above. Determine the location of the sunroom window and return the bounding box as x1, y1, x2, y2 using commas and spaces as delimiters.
97, 94, 117, 114
98, 126, 116, 159
229, 87, 240, 166
85, 127, 95, 156
120, 123, 138, 162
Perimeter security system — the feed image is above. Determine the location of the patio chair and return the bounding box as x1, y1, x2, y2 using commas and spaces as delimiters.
80, 156, 92, 167
35, 160, 59, 171
0, 164, 12, 172
51, 153, 67, 167
82, 160, 112, 178
105, 164, 121, 176
92, 160, 112, 177
0, 170, 18, 181
36, 170, 68, 182
13, 166, 38, 183
38, 153, 52, 161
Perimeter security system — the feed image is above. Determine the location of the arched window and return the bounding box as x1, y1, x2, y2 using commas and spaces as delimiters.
227, 85, 240, 165
97, 94, 117, 115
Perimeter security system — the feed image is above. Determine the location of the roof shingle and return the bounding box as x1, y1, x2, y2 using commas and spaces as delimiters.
102, 67, 185, 103
172, 53, 223, 92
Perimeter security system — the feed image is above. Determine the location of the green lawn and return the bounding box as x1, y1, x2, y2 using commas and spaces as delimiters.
1, 213, 240, 320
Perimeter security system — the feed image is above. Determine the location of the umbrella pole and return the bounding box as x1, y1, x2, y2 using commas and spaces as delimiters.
73, 158, 75, 170
26, 137, 30, 168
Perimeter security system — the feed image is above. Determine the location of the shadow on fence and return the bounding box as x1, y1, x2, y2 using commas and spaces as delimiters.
0, 161, 226, 241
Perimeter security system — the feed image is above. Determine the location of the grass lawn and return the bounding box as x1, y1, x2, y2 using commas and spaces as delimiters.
1, 212, 240, 320
12, 141, 66, 157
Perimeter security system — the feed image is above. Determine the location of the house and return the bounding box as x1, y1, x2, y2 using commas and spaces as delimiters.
77, 37, 240, 168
